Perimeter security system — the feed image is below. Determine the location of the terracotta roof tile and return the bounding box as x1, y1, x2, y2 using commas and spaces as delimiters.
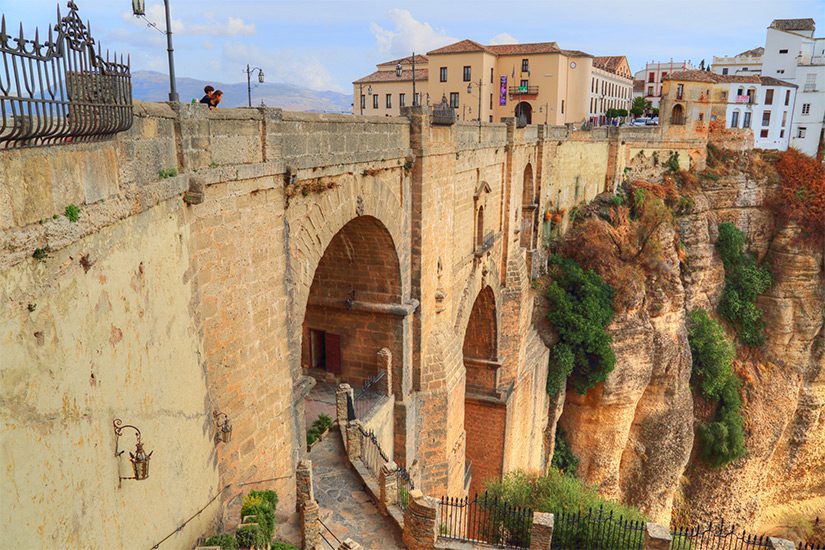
735, 46, 764, 57
769, 18, 815, 32
377, 54, 429, 67
664, 70, 760, 84
593, 56, 624, 72
353, 68, 428, 84
759, 76, 797, 88
486, 42, 560, 55
427, 39, 493, 55
633, 79, 645, 93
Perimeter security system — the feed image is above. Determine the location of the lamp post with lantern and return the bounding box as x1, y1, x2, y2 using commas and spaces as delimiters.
467, 79, 483, 128
131, 0, 179, 102
395, 53, 418, 107
245, 65, 265, 107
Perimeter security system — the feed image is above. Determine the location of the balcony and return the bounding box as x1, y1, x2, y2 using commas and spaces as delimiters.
509, 85, 539, 97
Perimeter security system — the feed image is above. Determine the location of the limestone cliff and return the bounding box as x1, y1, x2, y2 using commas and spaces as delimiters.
548, 151, 825, 540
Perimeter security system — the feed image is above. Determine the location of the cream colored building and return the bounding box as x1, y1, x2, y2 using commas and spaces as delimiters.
589, 56, 634, 124
353, 39, 601, 126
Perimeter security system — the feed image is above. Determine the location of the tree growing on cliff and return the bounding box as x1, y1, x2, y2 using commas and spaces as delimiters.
772, 148, 825, 248
545, 256, 616, 395
716, 223, 773, 347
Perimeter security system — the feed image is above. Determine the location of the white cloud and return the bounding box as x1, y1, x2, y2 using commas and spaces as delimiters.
121, 5, 254, 37
222, 42, 344, 92
489, 33, 518, 45
370, 9, 455, 57
188, 16, 255, 37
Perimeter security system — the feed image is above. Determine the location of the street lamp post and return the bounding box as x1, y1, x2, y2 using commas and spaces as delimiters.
395, 52, 418, 107
245, 65, 265, 107
132, 0, 178, 102
466, 78, 483, 128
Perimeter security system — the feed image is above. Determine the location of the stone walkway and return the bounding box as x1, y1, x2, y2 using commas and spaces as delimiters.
311, 429, 404, 549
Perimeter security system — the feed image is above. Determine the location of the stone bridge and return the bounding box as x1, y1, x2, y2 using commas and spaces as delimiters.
0, 102, 707, 548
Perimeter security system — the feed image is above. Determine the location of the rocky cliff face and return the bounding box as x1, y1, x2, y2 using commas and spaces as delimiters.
551, 152, 825, 539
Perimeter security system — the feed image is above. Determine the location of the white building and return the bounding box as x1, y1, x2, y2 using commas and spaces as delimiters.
633, 60, 695, 108
723, 76, 798, 150
589, 56, 633, 125
712, 47, 764, 76
761, 18, 825, 156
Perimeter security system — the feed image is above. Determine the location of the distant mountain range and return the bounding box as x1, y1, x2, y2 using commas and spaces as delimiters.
131, 71, 352, 113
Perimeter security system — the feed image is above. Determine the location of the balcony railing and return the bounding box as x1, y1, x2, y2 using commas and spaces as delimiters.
509, 85, 539, 96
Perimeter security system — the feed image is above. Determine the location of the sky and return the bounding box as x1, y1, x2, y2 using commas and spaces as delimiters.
3, 0, 824, 93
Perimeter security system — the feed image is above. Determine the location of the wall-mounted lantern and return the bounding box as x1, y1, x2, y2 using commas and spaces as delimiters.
213, 411, 233, 444
131, 0, 146, 16
113, 419, 153, 487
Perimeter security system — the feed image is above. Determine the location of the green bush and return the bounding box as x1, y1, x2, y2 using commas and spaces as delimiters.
667, 152, 681, 173
159, 167, 178, 179
551, 428, 579, 476
716, 223, 772, 346
247, 489, 278, 511
272, 542, 299, 550
545, 256, 615, 395
697, 377, 746, 467
547, 344, 575, 396
687, 309, 735, 400
203, 533, 237, 550
240, 491, 277, 543
235, 523, 267, 549
306, 414, 334, 447
64, 204, 81, 222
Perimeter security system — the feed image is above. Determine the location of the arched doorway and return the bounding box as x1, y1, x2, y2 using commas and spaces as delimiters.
515, 102, 532, 126
520, 163, 535, 249
462, 286, 505, 496
301, 216, 402, 437
671, 104, 685, 125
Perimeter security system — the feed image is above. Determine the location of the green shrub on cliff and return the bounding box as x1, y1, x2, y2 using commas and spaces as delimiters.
687, 308, 746, 467
551, 427, 580, 477
545, 255, 615, 395
716, 223, 772, 346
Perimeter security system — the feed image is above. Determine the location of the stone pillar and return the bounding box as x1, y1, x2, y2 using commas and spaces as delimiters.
529, 512, 554, 550
377, 348, 393, 396
402, 489, 438, 550
379, 460, 398, 513
301, 499, 320, 550
644, 522, 672, 550
338, 538, 362, 550
346, 420, 362, 462
336, 383, 354, 427
296, 459, 315, 506
767, 538, 797, 550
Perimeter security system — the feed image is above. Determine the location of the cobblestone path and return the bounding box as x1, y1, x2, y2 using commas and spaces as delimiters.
311, 429, 404, 549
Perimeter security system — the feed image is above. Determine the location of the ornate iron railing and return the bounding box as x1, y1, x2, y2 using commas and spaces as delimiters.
552, 507, 645, 549
670, 519, 821, 550
353, 370, 386, 419
439, 492, 533, 549
396, 466, 414, 510
357, 424, 388, 477
0, 1, 133, 149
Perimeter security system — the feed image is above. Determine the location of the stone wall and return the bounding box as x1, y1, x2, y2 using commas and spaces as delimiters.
1, 101, 711, 547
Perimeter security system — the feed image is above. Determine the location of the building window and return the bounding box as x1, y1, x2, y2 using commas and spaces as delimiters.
743, 112, 751, 128
764, 89, 774, 105
386, 94, 392, 108
798, 127, 806, 138
373, 94, 379, 109
489, 93, 493, 110
781, 111, 787, 127
730, 111, 739, 128
449, 92, 459, 108
785, 90, 791, 105
779, 49, 788, 54
777, 69, 785, 74
760, 129, 769, 138
662, 72, 668, 81
400, 93, 406, 107
463, 66, 472, 82
802, 103, 811, 114
780, 129, 785, 138
648, 71, 655, 83
522, 59, 529, 72
804, 74, 816, 92
647, 86, 653, 96
762, 111, 771, 126
490, 68, 494, 83
698, 113, 704, 122
360, 95, 366, 109
722, 68, 729, 75
676, 83, 684, 99
671, 104, 685, 125
561, 99, 565, 114
440, 67, 447, 82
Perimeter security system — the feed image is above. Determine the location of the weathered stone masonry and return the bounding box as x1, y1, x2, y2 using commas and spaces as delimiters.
0, 101, 706, 548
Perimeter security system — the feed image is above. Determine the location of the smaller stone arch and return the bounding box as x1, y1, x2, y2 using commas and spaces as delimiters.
671, 104, 685, 125
520, 163, 536, 249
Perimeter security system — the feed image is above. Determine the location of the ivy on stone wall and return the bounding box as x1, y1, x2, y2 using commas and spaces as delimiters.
545, 255, 616, 396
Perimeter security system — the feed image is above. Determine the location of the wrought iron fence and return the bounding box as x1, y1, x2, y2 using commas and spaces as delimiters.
396, 466, 414, 510
671, 520, 821, 550
551, 507, 645, 549
0, 1, 132, 149
799, 543, 825, 550
438, 492, 533, 549
357, 424, 388, 477
353, 370, 386, 419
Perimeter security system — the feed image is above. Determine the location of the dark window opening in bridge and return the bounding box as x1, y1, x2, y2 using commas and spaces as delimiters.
671, 104, 685, 125
520, 163, 535, 250
476, 206, 485, 249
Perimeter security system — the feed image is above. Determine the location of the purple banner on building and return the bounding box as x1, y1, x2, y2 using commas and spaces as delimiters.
500, 76, 507, 106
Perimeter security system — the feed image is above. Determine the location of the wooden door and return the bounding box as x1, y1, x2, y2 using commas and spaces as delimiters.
325, 333, 342, 374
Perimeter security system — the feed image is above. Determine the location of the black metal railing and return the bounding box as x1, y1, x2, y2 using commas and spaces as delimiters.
0, 1, 133, 149
799, 543, 825, 550
551, 507, 645, 549
670, 520, 812, 550
396, 466, 414, 510
438, 492, 533, 549
509, 85, 539, 96
353, 370, 386, 419
357, 424, 388, 477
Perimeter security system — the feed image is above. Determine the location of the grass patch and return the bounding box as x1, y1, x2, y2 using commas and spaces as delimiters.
64, 204, 81, 222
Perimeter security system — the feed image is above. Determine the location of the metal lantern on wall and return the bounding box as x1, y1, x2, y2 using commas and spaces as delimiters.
395, 63, 403, 78
258, 70, 265, 84
131, 0, 145, 16
213, 411, 233, 444
113, 419, 153, 486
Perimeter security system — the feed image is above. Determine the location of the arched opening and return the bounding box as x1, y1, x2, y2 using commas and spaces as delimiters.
301, 216, 402, 436
520, 163, 536, 249
671, 103, 685, 125
476, 206, 485, 249
462, 286, 505, 496
515, 102, 532, 126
